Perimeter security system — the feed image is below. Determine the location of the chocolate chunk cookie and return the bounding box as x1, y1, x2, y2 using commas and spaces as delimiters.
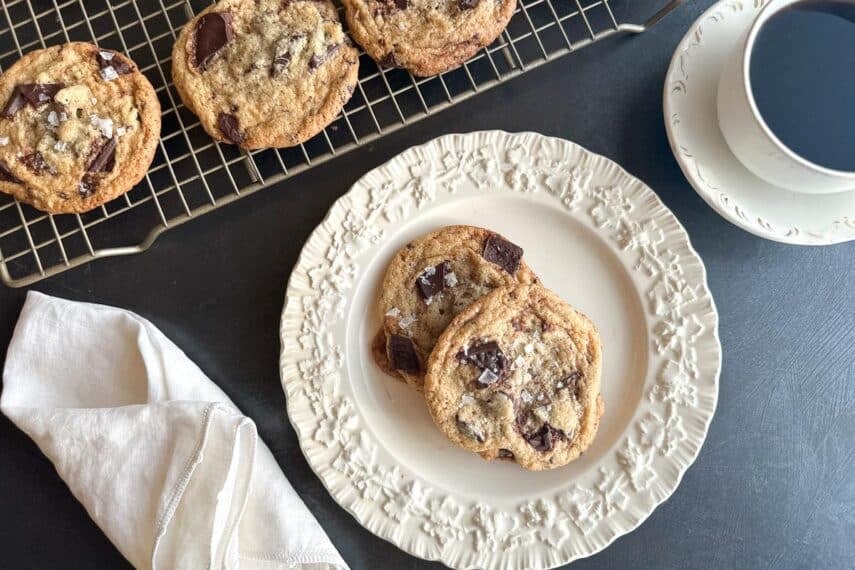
377, 225, 538, 391
342, 0, 517, 77
425, 284, 603, 471
171, 0, 359, 150
0, 43, 160, 213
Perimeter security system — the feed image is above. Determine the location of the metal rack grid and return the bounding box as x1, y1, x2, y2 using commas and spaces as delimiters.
0, 0, 683, 287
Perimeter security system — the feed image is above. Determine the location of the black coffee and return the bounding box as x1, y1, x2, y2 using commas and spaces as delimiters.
750, 1, 855, 171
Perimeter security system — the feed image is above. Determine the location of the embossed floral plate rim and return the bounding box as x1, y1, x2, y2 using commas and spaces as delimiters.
280, 131, 721, 569
663, 0, 855, 245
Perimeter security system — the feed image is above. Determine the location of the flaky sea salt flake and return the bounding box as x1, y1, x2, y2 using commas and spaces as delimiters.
100, 66, 119, 81
477, 368, 499, 386
90, 115, 114, 139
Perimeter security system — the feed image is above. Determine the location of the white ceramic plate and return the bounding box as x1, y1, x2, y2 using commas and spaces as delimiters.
280, 131, 721, 569
664, 0, 855, 245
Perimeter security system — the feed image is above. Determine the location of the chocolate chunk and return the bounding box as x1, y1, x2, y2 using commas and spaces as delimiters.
3, 83, 64, 118
456, 415, 486, 443
379, 52, 402, 69
377, 0, 408, 14
78, 174, 96, 197
560, 371, 583, 399
20, 84, 64, 107
515, 409, 529, 431
0, 161, 21, 183
525, 423, 564, 452
87, 137, 118, 173
112, 59, 133, 75
95, 50, 133, 75
218, 112, 245, 145
20, 152, 55, 175
416, 261, 451, 301
193, 12, 234, 70
458, 0, 481, 9
2, 89, 27, 118
271, 34, 306, 77
309, 43, 341, 71
388, 334, 420, 373
372, 329, 401, 378
482, 234, 523, 274
271, 53, 292, 76
79, 139, 118, 195
457, 340, 507, 382
498, 448, 515, 460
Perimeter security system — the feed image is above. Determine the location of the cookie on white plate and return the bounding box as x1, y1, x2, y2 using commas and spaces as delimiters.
425, 284, 604, 471
377, 225, 538, 391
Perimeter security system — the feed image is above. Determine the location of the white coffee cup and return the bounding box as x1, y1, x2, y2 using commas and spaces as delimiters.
717, 0, 855, 194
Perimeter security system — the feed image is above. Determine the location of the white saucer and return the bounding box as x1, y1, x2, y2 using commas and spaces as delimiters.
664, 0, 855, 245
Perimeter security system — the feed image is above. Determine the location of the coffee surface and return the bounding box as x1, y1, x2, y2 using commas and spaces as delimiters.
750, 1, 855, 172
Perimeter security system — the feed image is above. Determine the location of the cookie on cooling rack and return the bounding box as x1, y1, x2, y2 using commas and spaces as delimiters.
171, 0, 359, 150
424, 283, 603, 471
342, 0, 517, 77
376, 225, 538, 392
0, 42, 161, 214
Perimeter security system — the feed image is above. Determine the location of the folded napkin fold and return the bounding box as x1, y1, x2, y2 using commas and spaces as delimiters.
1, 292, 347, 570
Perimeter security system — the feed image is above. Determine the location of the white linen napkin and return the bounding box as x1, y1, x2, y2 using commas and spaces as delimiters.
1, 291, 347, 570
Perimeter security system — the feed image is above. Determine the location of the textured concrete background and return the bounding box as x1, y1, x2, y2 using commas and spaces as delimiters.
1, 1, 853, 568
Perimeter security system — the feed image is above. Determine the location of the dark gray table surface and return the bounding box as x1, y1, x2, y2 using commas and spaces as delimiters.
1, 1, 854, 568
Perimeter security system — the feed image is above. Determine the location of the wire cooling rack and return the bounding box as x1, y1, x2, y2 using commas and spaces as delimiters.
0, 0, 684, 287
